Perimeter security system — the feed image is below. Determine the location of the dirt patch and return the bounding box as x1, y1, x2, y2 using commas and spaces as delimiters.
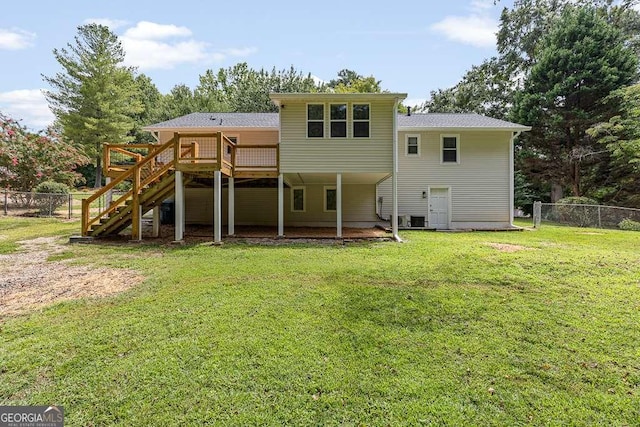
486, 242, 532, 253
577, 232, 604, 235
0, 237, 144, 318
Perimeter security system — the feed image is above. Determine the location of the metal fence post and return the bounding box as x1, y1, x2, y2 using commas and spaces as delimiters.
533, 201, 542, 228
69, 194, 73, 219
3, 190, 7, 216
597, 205, 602, 229
48, 194, 53, 217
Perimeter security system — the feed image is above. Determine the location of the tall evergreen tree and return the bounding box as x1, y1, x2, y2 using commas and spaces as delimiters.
43, 24, 142, 188
513, 7, 638, 199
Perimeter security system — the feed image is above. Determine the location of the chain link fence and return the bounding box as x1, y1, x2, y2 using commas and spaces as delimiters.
1, 190, 125, 218
532, 201, 640, 229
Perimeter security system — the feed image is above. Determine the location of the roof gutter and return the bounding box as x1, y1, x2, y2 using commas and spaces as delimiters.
392, 97, 401, 242
509, 131, 523, 227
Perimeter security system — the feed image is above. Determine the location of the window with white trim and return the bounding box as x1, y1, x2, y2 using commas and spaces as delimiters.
330, 104, 347, 138
307, 104, 324, 138
406, 134, 420, 156
324, 186, 337, 212
353, 104, 370, 137
441, 134, 459, 164
291, 187, 306, 212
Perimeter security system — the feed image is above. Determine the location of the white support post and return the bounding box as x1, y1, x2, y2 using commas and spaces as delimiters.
138, 206, 143, 241
228, 177, 235, 236
214, 170, 222, 244
278, 173, 284, 237
152, 206, 160, 238
392, 99, 400, 241
336, 173, 342, 238
509, 131, 521, 227
174, 171, 184, 242
105, 177, 112, 207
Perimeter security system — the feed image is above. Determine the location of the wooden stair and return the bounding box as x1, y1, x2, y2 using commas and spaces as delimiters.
88, 171, 191, 237
82, 137, 180, 239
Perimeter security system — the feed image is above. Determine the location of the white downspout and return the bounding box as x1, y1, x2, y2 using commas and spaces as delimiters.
392, 98, 400, 242
509, 131, 522, 227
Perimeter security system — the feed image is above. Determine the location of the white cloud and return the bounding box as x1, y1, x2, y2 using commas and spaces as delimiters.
123, 21, 191, 40
0, 89, 54, 130
430, 0, 498, 48
0, 28, 36, 50
83, 18, 129, 30
431, 15, 498, 48
116, 21, 257, 70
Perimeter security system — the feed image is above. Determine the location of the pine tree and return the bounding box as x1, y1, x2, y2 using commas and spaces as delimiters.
43, 24, 142, 188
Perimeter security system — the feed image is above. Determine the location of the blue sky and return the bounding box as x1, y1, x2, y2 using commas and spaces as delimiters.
1, 0, 513, 129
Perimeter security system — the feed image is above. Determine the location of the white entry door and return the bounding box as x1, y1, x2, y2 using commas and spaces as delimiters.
429, 188, 449, 229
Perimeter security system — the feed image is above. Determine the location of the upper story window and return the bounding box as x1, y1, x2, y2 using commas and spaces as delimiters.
441, 134, 459, 164
353, 104, 370, 138
307, 104, 324, 138
406, 134, 420, 156
330, 104, 347, 138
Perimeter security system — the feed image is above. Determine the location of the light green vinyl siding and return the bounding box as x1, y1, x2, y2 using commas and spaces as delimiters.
279, 100, 395, 173
378, 131, 512, 224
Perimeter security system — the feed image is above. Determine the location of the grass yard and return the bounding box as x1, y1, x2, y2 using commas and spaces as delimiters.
1, 218, 639, 425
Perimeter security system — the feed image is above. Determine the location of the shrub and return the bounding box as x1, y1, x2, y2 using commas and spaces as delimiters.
618, 218, 640, 231
33, 181, 69, 216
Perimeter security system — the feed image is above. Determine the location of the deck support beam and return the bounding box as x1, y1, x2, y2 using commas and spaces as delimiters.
214, 170, 222, 244
336, 173, 342, 238
228, 177, 235, 236
174, 170, 184, 242
278, 173, 284, 237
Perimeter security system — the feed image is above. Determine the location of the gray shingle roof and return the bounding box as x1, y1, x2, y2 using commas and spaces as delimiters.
398, 113, 529, 130
145, 112, 529, 131
144, 112, 279, 130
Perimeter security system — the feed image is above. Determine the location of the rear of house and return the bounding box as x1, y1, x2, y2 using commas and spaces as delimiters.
81, 92, 529, 242
377, 114, 530, 230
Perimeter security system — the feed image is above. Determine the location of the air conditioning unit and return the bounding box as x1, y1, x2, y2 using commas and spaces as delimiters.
398, 215, 411, 228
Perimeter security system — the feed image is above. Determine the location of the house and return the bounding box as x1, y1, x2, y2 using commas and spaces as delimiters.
80, 93, 529, 242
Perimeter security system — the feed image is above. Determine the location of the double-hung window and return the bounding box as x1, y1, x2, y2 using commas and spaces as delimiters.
291, 187, 306, 212
307, 104, 324, 138
324, 186, 337, 212
406, 134, 420, 156
330, 104, 347, 138
353, 104, 370, 138
441, 134, 459, 164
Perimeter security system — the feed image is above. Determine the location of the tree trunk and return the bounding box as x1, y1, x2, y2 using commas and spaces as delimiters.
571, 162, 581, 196
551, 182, 564, 202
94, 154, 102, 189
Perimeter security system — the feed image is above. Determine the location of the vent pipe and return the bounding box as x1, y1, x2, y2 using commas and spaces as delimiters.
407, 106, 411, 116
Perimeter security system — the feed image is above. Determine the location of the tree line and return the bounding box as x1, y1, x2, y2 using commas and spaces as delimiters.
2, 1, 639, 210
420, 0, 640, 208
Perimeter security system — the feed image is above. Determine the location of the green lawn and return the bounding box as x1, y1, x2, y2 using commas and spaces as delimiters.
1, 218, 639, 425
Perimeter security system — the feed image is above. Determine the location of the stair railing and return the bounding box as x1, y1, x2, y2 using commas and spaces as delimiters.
82, 136, 177, 238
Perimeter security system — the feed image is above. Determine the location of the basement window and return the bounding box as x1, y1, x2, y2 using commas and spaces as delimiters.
324, 186, 337, 212
291, 187, 306, 212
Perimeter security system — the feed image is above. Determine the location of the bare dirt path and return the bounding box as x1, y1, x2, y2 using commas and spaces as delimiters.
0, 237, 144, 318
